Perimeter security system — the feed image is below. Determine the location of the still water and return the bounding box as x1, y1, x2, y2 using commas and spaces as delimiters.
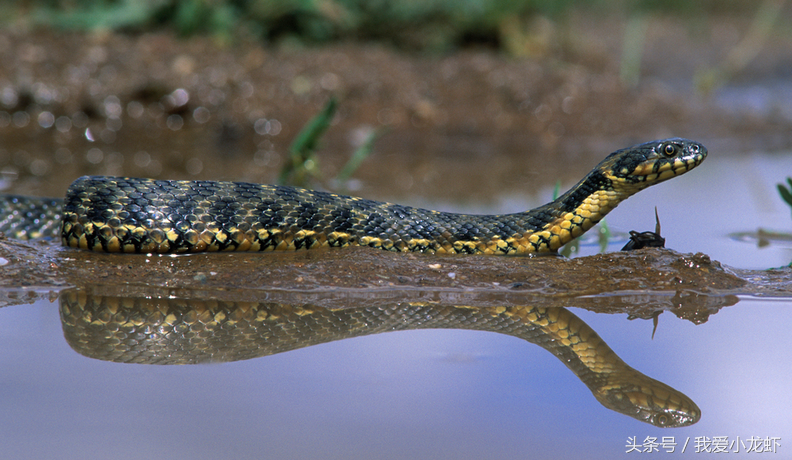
1, 148, 791, 459
0, 294, 789, 459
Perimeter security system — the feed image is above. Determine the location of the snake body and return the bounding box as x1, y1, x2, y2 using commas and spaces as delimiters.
1, 138, 705, 254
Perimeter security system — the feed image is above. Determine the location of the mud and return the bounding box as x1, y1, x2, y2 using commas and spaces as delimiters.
2, 236, 789, 325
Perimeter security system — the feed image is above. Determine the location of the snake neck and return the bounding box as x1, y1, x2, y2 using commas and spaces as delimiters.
521, 169, 643, 252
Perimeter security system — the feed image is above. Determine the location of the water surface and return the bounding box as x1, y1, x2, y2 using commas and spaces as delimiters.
1, 292, 789, 459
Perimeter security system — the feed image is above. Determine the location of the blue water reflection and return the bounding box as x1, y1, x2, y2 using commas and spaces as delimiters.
1, 295, 789, 459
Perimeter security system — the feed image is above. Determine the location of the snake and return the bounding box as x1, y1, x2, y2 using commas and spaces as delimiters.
59, 289, 701, 427
0, 138, 706, 254
3, 139, 705, 427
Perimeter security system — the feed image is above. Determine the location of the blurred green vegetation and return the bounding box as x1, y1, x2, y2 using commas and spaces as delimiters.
779, 178, 792, 219
2, 0, 762, 51
279, 97, 378, 190
279, 96, 337, 187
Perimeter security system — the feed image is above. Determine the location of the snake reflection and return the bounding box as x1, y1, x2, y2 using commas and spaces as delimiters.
59, 290, 700, 427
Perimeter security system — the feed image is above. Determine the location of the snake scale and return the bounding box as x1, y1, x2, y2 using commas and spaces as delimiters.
0, 138, 706, 254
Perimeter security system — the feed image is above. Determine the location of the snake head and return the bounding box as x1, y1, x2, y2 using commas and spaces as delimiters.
593, 377, 701, 428
605, 138, 707, 185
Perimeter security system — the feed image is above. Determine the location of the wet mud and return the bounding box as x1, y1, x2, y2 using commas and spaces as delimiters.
1, 236, 789, 325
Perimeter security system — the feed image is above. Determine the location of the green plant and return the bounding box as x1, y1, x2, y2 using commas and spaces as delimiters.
278, 97, 377, 189
10, 0, 761, 52
279, 97, 337, 187
334, 127, 381, 185
27, 0, 167, 31
778, 177, 792, 218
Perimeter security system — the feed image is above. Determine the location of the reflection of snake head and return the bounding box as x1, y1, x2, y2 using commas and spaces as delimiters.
593, 375, 701, 428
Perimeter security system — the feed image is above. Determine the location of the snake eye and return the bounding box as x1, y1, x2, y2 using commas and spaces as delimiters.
662, 143, 677, 157
652, 413, 670, 427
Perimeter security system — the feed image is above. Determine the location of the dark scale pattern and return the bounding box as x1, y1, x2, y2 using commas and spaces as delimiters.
61, 175, 558, 253
0, 138, 707, 253
0, 195, 63, 240
558, 170, 612, 213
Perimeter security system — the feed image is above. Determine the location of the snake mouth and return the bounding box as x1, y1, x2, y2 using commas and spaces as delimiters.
648, 408, 701, 428
621, 155, 702, 185
644, 143, 706, 183
668, 139, 707, 176
594, 379, 701, 428
669, 153, 705, 177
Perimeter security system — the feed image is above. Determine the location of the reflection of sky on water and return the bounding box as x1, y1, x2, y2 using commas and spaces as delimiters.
579, 301, 792, 455
1, 296, 789, 459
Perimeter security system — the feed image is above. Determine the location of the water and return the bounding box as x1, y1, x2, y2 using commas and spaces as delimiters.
3, 17, 792, 456
0, 293, 789, 459
595, 150, 792, 269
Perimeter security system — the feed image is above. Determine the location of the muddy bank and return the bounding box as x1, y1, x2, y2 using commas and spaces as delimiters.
2, 236, 790, 324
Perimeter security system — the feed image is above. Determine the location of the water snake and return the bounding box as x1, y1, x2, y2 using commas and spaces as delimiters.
1, 138, 706, 254
1, 138, 706, 427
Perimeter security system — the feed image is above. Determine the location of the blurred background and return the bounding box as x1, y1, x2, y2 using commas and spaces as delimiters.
0, 0, 791, 252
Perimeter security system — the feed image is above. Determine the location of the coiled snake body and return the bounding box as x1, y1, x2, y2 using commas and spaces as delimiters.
1, 138, 705, 254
